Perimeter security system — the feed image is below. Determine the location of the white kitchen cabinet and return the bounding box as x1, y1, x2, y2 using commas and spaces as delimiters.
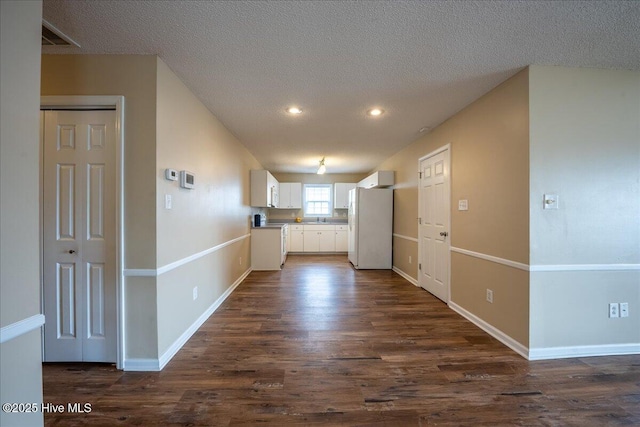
278, 182, 302, 209
334, 183, 356, 209
303, 224, 335, 252
335, 224, 348, 252
319, 230, 335, 252
251, 226, 286, 270
358, 171, 394, 189
289, 224, 304, 252
251, 170, 279, 208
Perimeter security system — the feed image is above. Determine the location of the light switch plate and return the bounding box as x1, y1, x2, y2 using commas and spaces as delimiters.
165, 194, 172, 210
458, 199, 468, 211
544, 194, 558, 210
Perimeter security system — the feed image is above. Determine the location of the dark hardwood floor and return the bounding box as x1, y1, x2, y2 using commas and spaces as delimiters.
43, 255, 640, 426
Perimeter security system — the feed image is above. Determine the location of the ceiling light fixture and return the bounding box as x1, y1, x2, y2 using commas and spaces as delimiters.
286, 106, 303, 115
367, 108, 385, 117
317, 157, 326, 175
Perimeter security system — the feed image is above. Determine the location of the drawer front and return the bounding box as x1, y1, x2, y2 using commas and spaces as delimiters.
291, 224, 304, 231
335, 225, 348, 231
303, 224, 335, 231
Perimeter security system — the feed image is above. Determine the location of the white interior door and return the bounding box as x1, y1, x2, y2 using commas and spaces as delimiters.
418, 148, 450, 302
42, 110, 117, 362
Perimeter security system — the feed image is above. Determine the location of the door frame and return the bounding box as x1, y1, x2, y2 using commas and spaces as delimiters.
40, 96, 125, 369
417, 143, 451, 303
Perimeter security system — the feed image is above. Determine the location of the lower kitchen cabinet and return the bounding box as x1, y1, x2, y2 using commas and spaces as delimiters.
303, 225, 335, 252
289, 224, 304, 252
251, 226, 286, 270
283, 223, 348, 253
335, 225, 348, 252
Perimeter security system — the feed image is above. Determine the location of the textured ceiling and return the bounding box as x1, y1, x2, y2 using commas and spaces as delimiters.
42, 1, 640, 174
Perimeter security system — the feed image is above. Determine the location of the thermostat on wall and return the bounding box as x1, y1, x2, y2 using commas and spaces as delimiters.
180, 170, 195, 189
165, 168, 178, 181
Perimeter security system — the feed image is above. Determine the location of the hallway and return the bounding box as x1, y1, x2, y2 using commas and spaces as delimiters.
43, 255, 640, 426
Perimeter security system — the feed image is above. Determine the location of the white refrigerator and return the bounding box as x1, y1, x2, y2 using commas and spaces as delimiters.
348, 188, 393, 269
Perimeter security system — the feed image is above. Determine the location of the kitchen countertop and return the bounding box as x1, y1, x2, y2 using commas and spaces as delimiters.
268, 221, 348, 226
251, 224, 286, 229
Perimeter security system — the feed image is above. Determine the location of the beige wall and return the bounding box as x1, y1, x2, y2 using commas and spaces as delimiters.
41, 56, 263, 365
268, 172, 367, 221
0, 1, 44, 426
41, 55, 158, 269
529, 66, 640, 350
377, 69, 531, 347
155, 58, 261, 355
41, 54, 160, 361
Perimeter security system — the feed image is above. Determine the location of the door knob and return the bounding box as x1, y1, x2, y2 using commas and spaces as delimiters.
68, 250, 76, 254
439, 231, 448, 237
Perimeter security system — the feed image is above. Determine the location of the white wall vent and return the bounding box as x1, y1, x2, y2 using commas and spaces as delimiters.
42, 19, 80, 47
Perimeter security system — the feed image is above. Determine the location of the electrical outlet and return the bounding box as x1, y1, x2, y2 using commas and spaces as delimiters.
165, 194, 172, 210
409, 255, 412, 264
193, 286, 198, 301
609, 302, 619, 318
620, 302, 629, 318
486, 289, 493, 304
239, 256, 242, 266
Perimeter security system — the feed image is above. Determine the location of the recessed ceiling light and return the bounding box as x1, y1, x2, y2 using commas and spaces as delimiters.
286, 106, 303, 115
419, 126, 431, 133
367, 108, 385, 117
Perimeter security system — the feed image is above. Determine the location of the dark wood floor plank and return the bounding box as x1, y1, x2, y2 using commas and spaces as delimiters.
43, 254, 640, 426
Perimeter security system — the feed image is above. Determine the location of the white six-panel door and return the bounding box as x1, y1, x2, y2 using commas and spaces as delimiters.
42, 110, 117, 362
418, 148, 450, 302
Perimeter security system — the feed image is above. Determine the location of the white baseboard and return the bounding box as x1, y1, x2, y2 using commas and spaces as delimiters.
123, 268, 252, 371
448, 301, 529, 359
529, 343, 640, 360
122, 358, 160, 371
392, 266, 418, 286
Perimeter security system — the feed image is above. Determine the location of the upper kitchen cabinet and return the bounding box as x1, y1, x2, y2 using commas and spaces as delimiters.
358, 171, 394, 188
278, 182, 302, 209
334, 183, 356, 209
251, 170, 279, 208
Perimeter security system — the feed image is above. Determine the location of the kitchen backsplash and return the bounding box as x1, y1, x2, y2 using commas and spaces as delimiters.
267, 208, 349, 223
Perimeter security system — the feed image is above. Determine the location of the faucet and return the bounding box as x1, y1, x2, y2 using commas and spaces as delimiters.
316, 217, 320, 223
323, 217, 327, 223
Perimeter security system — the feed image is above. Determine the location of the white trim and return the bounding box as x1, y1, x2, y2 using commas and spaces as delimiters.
40, 96, 126, 369
529, 343, 640, 360
157, 234, 250, 276
450, 246, 529, 271
530, 264, 640, 272
418, 144, 451, 162
122, 269, 157, 277
123, 268, 252, 371
122, 358, 160, 372
448, 301, 529, 359
0, 314, 46, 344
450, 247, 640, 273
393, 233, 418, 243
123, 234, 250, 277
393, 266, 419, 286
